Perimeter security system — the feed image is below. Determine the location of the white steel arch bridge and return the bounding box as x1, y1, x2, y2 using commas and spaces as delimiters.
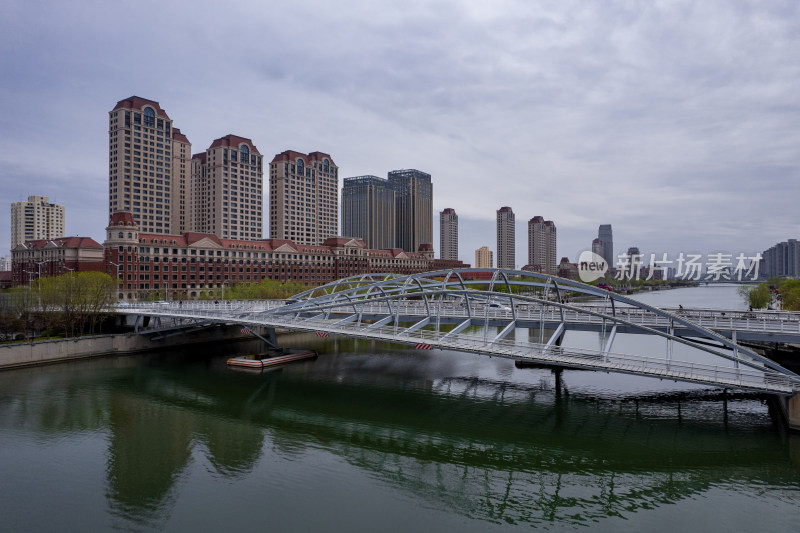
122, 269, 800, 396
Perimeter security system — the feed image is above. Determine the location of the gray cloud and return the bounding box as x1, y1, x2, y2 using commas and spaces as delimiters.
1, 0, 798, 267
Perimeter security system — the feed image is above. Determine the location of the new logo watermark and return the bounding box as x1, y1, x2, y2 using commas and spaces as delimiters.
578, 251, 608, 283
574, 250, 762, 283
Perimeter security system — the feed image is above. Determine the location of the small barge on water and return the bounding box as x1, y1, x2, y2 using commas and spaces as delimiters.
227, 349, 317, 369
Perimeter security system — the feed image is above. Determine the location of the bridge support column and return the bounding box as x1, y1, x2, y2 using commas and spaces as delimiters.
265, 327, 277, 348
785, 394, 800, 433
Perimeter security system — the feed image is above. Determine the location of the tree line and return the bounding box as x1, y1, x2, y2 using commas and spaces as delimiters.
0, 272, 117, 340
738, 277, 800, 311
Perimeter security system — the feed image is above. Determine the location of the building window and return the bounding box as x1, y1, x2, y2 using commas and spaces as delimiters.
144, 107, 155, 127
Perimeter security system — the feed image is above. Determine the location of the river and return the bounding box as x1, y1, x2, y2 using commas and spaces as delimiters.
0, 285, 798, 532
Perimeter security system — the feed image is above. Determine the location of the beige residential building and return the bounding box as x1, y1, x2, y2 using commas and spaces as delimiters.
269, 151, 338, 245
496, 206, 515, 270
475, 246, 493, 268
10, 195, 65, 249
171, 128, 192, 233
190, 135, 263, 240
527, 216, 557, 275
439, 208, 458, 261
108, 96, 191, 234
189, 152, 207, 233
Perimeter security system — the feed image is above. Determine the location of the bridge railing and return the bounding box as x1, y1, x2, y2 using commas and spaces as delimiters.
258, 313, 795, 393
111, 303, 800, 393
342, 302, 800, 334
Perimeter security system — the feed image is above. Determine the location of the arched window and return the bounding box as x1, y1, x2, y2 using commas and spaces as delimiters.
323, 159, 330, 172
297, 158, 304, 174
118, 232, 123, 238
240, 144, 249, 165
143, 107, 155, 127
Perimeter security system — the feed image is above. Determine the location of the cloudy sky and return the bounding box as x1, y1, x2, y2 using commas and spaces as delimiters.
1, 0, 798, 267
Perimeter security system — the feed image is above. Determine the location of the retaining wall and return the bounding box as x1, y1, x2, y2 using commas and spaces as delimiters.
0, 326, 250, 370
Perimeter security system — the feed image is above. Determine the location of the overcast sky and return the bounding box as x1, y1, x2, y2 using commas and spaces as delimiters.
1, 0, 798, 267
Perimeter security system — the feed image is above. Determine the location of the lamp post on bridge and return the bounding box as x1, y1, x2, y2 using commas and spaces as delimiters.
222, 278, 229, 301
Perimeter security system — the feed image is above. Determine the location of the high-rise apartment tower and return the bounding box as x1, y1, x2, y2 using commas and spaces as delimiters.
439, 208, 458, 261
108, 96, 191, 234
496, 206, 515, 270
475, 246, 493, 268
527, 216, 557, 274
189, 135, 263, 240
10, 195, 65, 249
270, 151, 338, 245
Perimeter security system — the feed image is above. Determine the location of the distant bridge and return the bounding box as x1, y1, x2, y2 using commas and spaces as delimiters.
119, 268, 800, 396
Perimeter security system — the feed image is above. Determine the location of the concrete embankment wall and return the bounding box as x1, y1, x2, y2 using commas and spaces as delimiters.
0, 326, 250, 370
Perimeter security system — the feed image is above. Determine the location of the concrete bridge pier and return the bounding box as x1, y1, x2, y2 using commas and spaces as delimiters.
780, 394, 800, 432
247, 327, 278, 350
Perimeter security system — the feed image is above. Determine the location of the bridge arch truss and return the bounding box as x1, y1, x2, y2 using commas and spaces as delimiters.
264, 268, 800, 394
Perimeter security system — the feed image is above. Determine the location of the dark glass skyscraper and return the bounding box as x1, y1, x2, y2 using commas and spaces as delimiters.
388, 169, 433, 253
341, 176, 396, 250
598, 224, 613, 267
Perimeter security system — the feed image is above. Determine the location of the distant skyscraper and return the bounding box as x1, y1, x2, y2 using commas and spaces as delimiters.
475, 246, 493, 268
388, 169, 432, 252
270, 151, 338, 245
108, 96, 191, 234
439, 208, 458, 261
592, 238, 605, 260
527, 216, 557, 274
762, 239, 800, 278
190, 135, 263, 240
10, 195, 65, 249
598, 224, 613, 267
341, 176, 396, 250
496, 206, 515, 269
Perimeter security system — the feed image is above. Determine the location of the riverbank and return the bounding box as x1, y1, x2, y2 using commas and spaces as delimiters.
0, 325, 252, 370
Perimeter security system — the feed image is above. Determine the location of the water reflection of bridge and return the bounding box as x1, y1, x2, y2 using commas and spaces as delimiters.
2, 353, 798, 530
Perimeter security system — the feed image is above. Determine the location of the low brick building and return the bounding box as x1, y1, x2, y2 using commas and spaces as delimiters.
105, 212, 468, 300
12, 237, 105, 287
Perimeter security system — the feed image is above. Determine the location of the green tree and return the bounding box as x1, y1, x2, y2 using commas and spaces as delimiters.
778, 279, 800, 311
35, 272, 116, 337
738, 284, 771, 309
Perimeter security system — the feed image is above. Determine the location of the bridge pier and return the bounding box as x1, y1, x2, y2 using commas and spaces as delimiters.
781, 394, 800, 432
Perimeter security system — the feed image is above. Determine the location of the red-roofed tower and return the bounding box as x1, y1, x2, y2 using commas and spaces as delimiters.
190, 135, 263, 240
269, 150, 338, 245
108, 96, 191, 234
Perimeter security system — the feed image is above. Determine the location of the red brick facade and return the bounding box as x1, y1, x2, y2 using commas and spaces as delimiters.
104, 212, 467, 299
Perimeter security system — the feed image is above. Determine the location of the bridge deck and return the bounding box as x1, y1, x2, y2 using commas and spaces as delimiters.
119, 301, 800, 395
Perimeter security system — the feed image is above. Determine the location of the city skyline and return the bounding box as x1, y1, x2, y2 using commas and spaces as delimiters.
2, 2, 799, 266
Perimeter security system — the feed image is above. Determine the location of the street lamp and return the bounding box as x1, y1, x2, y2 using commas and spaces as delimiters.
108, 261, 123, 300
222, 278, 229, 300
24, 270, 36, 290
35, 260, 48, 280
